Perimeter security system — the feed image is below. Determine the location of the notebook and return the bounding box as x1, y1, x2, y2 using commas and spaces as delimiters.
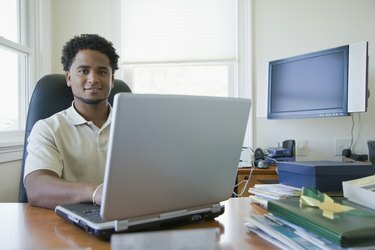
55, 93, 251, 240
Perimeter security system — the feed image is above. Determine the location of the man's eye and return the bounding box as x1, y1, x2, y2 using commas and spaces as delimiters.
78, 69, 89, 74
99, 70, 108, 75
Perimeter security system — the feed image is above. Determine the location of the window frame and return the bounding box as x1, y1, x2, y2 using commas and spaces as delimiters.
0, 0, 51, 163
115, 0, 253, 146
0, 0, 31, 163
0, 36, 31, 130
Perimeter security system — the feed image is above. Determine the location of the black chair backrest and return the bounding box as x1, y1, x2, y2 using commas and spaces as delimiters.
19, 74, 131, 202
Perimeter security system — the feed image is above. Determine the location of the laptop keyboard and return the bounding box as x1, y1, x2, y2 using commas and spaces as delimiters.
82, 207, 107, 223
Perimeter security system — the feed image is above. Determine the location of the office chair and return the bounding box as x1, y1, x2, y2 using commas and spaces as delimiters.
19, 74, 131, 202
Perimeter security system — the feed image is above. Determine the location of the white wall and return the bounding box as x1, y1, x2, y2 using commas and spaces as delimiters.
253, 0, 375, 160
0, 160, 21, 202
50, 0, 119, 74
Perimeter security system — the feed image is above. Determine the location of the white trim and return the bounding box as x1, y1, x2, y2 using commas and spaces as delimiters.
111, 0, 123, 79
0, 37, 31, 54
0, 131, 24, 163
34, 0, 51, 81
0, 145, 23, 163
238, 0, 253, 147
348, 41, 368, 113
228, 62, 238, 97
23, 0, 36, 91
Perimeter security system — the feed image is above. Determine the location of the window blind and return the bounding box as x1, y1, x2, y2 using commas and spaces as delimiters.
121, 0, 237, 63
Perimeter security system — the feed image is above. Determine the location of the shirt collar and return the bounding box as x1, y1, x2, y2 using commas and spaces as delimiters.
67, 101, 112, 126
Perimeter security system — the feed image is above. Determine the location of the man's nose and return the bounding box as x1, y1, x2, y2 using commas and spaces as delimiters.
87, 71, 99, 83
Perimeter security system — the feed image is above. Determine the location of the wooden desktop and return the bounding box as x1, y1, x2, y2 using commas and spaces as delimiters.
236, 166, 279, 197
0, 198, 277, 249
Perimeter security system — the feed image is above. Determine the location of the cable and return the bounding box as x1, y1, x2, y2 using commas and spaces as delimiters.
232, 166, 255, 197
350, 114, 355, 149
265, 157, 279, 175
233, 146, 280, 197
349, 112, 363, 151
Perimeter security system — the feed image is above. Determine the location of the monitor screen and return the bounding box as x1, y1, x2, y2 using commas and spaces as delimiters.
267, 45, 349, 119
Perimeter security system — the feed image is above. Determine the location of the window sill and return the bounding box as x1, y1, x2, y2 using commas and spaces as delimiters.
0, 144, 23, 163
0, 131, 24, 163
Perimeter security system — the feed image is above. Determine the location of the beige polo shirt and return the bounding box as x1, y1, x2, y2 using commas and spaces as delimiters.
24, 103, 112, 184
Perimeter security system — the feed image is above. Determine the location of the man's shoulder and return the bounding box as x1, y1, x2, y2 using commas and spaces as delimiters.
33, 107, 74, 132
42, 107, 72, 124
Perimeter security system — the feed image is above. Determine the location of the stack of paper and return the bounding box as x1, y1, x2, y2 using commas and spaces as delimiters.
248, 184, 301, 207
245, 214, 340, 250
342, 174, 375, 210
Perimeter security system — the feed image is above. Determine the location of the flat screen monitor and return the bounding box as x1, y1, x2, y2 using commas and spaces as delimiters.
267, 42, 368, 119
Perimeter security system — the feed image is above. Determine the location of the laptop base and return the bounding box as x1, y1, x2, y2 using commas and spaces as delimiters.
56, 203, 224, 240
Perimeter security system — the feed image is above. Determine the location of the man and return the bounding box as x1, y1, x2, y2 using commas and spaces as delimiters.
24, 34, 119, 209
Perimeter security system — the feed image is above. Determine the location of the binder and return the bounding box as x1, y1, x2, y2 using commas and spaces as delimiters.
268, 197, 375, 247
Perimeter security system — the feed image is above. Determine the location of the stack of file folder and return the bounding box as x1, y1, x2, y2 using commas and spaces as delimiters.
267, 196, 375, 248
248, 184, 301, 208
245, 213, 340, 249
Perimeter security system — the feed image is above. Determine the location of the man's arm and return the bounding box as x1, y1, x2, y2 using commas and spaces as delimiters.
25, 170, 103, 209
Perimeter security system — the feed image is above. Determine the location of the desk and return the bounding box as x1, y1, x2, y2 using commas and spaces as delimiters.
0, 198, 277, 249
236, 166, 279, 197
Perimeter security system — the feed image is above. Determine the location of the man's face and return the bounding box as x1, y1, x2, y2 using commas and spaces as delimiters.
66, 49, 114, 105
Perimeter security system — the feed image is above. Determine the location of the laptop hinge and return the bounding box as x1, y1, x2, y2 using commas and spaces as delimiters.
114, 219, 129, 232
211, 204, 222, 213
160, 209, 188, 219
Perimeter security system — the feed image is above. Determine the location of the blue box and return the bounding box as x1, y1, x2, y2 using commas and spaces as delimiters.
278, 161, 375, 192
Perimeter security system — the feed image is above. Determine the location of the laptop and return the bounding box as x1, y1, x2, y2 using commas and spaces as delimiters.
55, 93, 251, 240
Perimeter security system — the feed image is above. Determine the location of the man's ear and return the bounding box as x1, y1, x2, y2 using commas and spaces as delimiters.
65, 71, 71, 87
111, 74, 115, 89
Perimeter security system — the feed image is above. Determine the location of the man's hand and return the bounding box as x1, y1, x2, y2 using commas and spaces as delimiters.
25, 170, 100, 209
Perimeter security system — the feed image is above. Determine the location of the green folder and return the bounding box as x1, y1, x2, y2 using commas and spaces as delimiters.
268, 197, 375, 247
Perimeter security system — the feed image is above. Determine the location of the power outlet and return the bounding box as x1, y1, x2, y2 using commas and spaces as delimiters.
296, 139, 308, 156
334, 138, 351, 156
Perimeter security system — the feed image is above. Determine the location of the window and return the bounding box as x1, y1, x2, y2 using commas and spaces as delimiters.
120, 0, 252, 145
0, 42, 30, 131
0, 0, 26, 132
123, 63, 231, 97
121, 0, 237, 96
0, 0, 34, 162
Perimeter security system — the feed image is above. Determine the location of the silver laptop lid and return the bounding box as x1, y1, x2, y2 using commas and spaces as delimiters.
101, 93, 251, 220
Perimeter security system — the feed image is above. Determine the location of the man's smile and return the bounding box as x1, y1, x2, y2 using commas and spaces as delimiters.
83, 86, 103, 91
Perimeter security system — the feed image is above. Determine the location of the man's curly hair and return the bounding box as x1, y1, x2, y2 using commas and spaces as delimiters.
61, 34, 119, 72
